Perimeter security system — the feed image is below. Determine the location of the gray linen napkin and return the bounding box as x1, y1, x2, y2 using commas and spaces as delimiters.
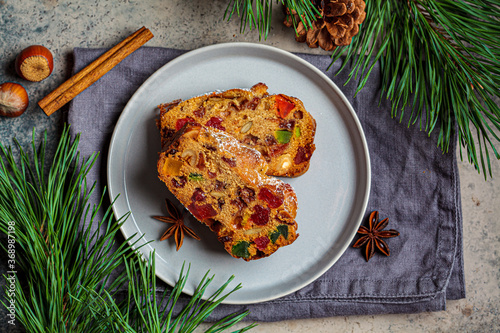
68, 46, 464, 321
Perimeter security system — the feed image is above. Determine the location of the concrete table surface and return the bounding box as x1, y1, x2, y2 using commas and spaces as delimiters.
0, 1, 498, 332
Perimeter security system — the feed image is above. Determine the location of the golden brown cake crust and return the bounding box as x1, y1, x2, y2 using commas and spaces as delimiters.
158, 83, 316, 177
157, 125, 299, 261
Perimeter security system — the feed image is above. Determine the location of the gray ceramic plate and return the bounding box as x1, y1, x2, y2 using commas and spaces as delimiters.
108, 42, 370, 304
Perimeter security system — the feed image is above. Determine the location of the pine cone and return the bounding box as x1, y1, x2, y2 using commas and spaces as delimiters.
284, 0, 366, 51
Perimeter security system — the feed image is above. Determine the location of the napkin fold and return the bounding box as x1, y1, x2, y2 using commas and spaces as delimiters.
68, 46, 465, 321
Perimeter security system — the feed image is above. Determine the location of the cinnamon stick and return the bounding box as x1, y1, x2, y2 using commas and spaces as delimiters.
38, 26, 154, 116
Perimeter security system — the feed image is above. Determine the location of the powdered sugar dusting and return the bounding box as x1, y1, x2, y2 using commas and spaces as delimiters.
207, 127, 298, 217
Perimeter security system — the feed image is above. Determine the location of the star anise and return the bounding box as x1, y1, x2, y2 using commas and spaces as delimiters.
153, 198, 200, 251
353, 211, 400, 261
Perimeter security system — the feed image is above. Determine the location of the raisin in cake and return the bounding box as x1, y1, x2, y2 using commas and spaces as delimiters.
158, 83, 316, 177
157, 125, 298, 261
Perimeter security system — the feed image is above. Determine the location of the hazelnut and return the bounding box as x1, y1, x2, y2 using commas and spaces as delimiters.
15, 45, 54, 82
0, 82, 29, 117
278, 154, 293, 171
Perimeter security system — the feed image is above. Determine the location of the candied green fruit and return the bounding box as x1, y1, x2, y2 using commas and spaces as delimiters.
294, 126, 301, 138
275, 130, 293, 144
270, 225, 289, 244
232, 241, 250, 258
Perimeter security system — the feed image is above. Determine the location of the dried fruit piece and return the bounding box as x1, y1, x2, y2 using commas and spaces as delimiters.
242, 97, 260, 110
294, 126, 301, 138
238, 187, 256, 204
191, 188, 206, 202
205, 116, 225, 131
193, 106, 205, 118
171, 176, 187, 188
279, 119, 296, 130
0, 82, 29, 117
232, 241, 250, 259
294, 145, 313, 164
161, 158, 183, 176
176, 117, 196, 131
258, 187, 283, 209
275, 95, 295, 118
188, 172, 204, 181
275, 130, 293, 144
188, 202, 217, 220
268, 143, 289, 157
293, 110, 303, 119
265, 135, 278, 146
251, 205, 270, 226
15, 45, 54, 82
254, 236, 270, 250
270, 225, 289, 244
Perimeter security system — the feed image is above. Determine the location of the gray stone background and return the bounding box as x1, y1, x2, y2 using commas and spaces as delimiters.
0, 0, 498, 332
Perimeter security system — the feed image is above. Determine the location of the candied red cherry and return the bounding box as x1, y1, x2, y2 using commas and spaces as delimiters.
175, 117, 196, 131
258, 187, 283, 209
196, 204, 217, 219
205, 117, 225, 131
188, 202, 217, 220
250, 205, 270, 226
254, 236, 270, 250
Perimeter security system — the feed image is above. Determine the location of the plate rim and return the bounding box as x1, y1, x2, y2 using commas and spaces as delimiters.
107, 42, 371, 304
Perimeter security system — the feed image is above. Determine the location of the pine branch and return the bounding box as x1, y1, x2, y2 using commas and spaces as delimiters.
329, 0, 500, 178
0, 126, 255, 332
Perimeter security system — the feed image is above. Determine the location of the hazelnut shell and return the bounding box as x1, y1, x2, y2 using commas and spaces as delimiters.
15, 45, 54, 82
0, 82, 29, 117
